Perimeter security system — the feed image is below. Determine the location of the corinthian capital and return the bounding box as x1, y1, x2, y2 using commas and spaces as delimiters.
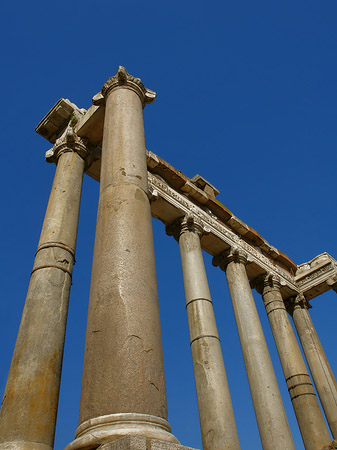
45, 126, 91, 167
92, 66, 156, 108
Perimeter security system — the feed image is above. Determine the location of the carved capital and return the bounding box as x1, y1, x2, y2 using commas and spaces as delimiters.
93, 66, 156, 108
212, 247, 248, 271
250, 273, 281, 295
165, 215, 208, 242
46, 126, 92, 169
285, 293, 311, 315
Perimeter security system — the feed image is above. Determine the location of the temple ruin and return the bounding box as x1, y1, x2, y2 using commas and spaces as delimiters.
1, 67, 337, 450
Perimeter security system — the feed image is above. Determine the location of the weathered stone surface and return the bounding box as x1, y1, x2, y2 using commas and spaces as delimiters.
99, 436, 198, 450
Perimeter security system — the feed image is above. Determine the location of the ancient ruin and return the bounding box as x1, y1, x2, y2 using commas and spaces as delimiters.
1, 67, 337, 450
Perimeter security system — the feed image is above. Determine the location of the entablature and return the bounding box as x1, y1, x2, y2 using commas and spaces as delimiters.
36, 98, 337, 302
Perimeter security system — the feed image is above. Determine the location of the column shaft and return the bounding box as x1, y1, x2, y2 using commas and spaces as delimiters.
178, 221, 240, 450
291, 297, 337, 439
0, 145, 86, 450
262, 278, 331, 449
219, 252, 295, 450
67, 68, 176, 450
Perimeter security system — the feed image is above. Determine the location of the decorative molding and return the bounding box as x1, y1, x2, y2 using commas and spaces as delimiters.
148, 172, 337, 300
93, 66, 156, 108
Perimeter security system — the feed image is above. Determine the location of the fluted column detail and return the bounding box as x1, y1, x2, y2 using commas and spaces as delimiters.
166, 216, 240, 450
213, 248, 295, 450
0, 127, 90, 450
66, 67, 177, 450
257, 274, 331, 449
288, 294, 337, 440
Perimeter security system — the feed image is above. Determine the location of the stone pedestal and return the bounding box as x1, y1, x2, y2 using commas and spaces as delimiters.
260, 275, 331, 450
0, 128, 89, 450
213, 248, 295, 450
66, 67, 177, 450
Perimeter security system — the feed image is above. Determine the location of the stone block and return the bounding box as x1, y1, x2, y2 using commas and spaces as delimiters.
99, 436, 147, 450
99, 436, 198, 450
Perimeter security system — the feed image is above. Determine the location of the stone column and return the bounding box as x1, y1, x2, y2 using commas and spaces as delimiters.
258, 274, 331, 449
0, 127, 90, 450
66, 67, 177, 450
167, 216, 240, 450
289, 294, 337, 440
213, 248, 295, 450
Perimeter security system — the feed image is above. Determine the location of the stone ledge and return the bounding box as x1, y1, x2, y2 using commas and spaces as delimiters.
99, 436, 198, 450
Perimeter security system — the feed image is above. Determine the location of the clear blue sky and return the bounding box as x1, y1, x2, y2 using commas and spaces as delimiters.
1, 1, 337, 449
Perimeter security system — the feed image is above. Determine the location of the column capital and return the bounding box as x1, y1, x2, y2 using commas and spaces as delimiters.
251, 273, 282, 295
45, 126, 92, 168
212, 247, 248, 271
92, 66, 156, 108
166, 215, 208, 241
285, 293, 311, 314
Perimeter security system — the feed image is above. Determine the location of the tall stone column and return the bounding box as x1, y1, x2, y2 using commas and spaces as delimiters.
66, 67, 177, 450
0, 127, 90, 450
258, 274, 331, 449
289, 294, 337, 440
167, 216, 240, 450
213, 248, 295, 450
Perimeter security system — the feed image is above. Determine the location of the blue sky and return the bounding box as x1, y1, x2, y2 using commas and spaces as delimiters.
1, 1, 337, 449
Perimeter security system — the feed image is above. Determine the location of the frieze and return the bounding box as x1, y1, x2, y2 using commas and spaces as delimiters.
148, 172, 297, 290
148, 172, 337, 299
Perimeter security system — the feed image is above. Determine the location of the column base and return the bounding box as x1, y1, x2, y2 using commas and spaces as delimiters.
99, 436, 198, 450
65, 414, 179, 450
